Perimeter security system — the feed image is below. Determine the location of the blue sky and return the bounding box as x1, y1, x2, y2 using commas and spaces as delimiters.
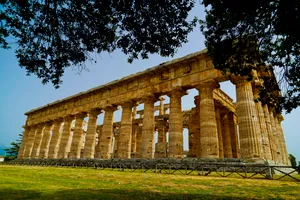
0, 3, 299, 162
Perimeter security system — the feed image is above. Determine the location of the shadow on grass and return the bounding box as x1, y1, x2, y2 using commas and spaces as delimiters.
0, 188, 249, 200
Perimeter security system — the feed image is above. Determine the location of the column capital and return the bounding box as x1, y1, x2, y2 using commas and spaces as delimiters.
74, 112, 87, 119
167, 87, 187, 98
63, 115, 74, 122
121, 100, 137, 108
88, 108, 102, 117
195, 79, 219, 90
53, 117, 63, 124
142, 94, 158, 104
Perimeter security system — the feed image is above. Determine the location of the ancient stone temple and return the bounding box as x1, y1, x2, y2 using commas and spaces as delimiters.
18, 49, 290, 165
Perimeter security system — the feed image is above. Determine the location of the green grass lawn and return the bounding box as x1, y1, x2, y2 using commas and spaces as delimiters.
1, 165, 299, 200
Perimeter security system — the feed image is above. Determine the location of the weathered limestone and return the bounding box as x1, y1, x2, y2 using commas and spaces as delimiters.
20, 49, 289, 165
233, 77, 261, 159
117, 102, 134, 158
30, 124, 45, 158
57, 116, 73, 158
141, 95, 156, 158
168, 88, 185, 158
38, 122, 53, 158
83, 109, 102, 159
197, 80, 219, 158
18, 126, 30, 159
215, 107, 224, 158
69, 113, 86, 159
99, 106, 116, 158
222, 114, 233, 158
23, 125, 37, 158
48, 119, 63, 158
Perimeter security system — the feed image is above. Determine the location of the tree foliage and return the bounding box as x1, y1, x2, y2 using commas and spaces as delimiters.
0, 0, 196, 88
201, 0, 300, 113
4, 133, 23, 160
289, 154, 297, 168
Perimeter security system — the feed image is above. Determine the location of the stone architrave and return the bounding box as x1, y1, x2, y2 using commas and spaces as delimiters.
57, 116, 74, 158
18, 126, 31, 159
215, 107, 224, 158
222, 114, 233, 158
83, 109, 102, 159
117, 101, 134, 158
99, 106, 117, 158
233, 77, 262, 159
253, 87, 272, 160
168, 87, 186, 158
141, 95, 156, 158
23, 125, 37, 158
38, 121, 53, 158
48, 119, 63, 158
31, 124, 45, 158
69, 113, 86, 159
197, 80, 219, 158
263, 105, 276, 161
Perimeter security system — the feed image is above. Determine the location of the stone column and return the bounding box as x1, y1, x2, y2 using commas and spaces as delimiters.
197, 80, 219, 158
30, 124, 45, 158
131, 126, 137, 153
233, 77, 261, 159
193, 96, 201, 158
159, 97, 165, 115
253, 88, 272, 160
223, 114, 233, 158
83, 109, 102, 159
18, 126, 31, 159
215, 107, 224, 158
269, 108, 281, 163
69, 113, 86, 159
48, 119, 63, 158
155, 120, 167, 158
57, 116, 74, 158
141, 95, 156, 158
168, 88, 185, 158
117, 101, 134, 158
135, 125, 143, 155
99, 106, 117, 158
263, 105, 276, 161
276, 114, 289, 165
38, 121, 53, 158
23, 125, 37, 158
229, 114, 240, 158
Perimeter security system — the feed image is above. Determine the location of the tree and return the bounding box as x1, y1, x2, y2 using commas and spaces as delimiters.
289, 154, 297, 168
4, 133, 23, 160
0, 0, 197, 88
201, 0, 300, 113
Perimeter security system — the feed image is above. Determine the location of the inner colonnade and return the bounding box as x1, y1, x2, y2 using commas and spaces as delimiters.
18, 49, 290, 165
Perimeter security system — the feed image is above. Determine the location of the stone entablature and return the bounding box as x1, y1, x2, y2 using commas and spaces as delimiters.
19, 49, 290, 166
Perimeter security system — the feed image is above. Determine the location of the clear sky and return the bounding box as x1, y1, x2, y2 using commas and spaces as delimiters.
0, 3, 299, 162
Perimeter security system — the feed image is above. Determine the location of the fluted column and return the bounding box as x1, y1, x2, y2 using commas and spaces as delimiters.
253, 88, 272, 160
31, 124, 45, 158
57, 116, 73, 158
263, 105, 276, 161
18, 126, 31, 159
39, 121, 53, 158
269, 109, 281, 163
275, 114, 289, 165
168, 88, 186, 158
141, 95, 156, 158
155, 120, 167, 158
197, 80, 219, 158
131, 125, 137, 153
47, 119, 63, 158
98, 106, 117, 158
136, 125, 143, 154
117, 101, 134, 158
23, 125, 37, 158
229, 114, 240, 158
82, 109, 102, 159
215, 107, 224, 158
233, 77, 261, 159
69, 113, 86, 159
223, 114, 233, 158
